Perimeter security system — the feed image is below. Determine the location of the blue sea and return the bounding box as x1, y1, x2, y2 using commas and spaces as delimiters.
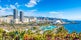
41, 21, 81, 33
64, 21, 81, 33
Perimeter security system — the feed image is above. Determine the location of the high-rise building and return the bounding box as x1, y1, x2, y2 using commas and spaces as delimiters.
13, 9, 18, 19
13, 9, 19, 23
20, 11, 24, 22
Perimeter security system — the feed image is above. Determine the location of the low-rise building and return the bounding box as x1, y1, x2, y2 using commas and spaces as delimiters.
0, 9, 58, 24
0, 15, 37, 24
0, 15, 13, 24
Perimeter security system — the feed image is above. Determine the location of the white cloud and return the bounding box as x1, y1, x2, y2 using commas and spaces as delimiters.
49, 11, 64, 14
62, 14, 81, 20
0, 6, 13, 16
15, 2, 20, 7
25, 0, 40, 7
0, 6, 2, 9
15, 2, 18, 5
0, 4, 17, 10
0, 10, 5, 13
24, 9, 37, 16
9, 2, 20, 9
0, 3, 20, 16
0, 9, 12, 16
0, 2, 20, 16
49, 11, 64, 18
10, 5, 16, 9
0, 6, 10, 11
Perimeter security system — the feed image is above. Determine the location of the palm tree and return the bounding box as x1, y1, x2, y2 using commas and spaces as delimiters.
14, 35, 20, 40
19, 31, 25, 40
8, 31, 16, 40
2, 31, 6, 40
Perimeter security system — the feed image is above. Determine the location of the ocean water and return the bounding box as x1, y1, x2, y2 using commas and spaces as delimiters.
64, 21, 81, 33
41, 21, 81, 33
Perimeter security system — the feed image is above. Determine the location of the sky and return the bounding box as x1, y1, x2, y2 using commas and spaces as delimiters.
0, 0, 81, 20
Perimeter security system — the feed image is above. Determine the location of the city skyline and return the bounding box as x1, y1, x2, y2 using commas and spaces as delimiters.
0, 0, 81, 20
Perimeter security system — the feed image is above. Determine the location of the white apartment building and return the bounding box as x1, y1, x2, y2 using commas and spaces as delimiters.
0, 16, 37, 24
23, 16, 37, 23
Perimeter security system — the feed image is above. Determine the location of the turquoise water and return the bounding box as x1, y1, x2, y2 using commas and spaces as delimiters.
40, 21, 81, 33
40, 25, 56, 31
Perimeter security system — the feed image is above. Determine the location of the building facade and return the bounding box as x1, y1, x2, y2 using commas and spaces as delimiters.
20, 11, 24, 22
0, 9, 57, 24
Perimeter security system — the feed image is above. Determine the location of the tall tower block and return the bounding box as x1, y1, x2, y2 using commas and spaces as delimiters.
13, 9, 18, 19
13, 9, 18, 23
20, 11, 24, 22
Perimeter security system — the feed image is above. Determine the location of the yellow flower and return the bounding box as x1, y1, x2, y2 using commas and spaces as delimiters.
24, 34, 29, 39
